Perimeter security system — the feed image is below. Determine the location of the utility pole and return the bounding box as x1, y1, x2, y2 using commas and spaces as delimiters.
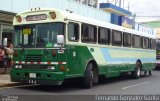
115, 0, 118, 5
132, 13, 136, 29
128, 2, 130, 11
107, 0, 125, 8
44, 0, 45, 7
112, 0, 123, 8
119, 0, 121, 8
29, 0, 30, 9
11, 0, 13, 11
123, 0, 124, 8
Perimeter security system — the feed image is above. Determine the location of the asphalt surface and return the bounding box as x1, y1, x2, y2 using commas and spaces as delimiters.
0, 70, 160, 101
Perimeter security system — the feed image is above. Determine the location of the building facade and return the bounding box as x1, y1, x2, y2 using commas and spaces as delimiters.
0, 10, 16, 45
143, 21, 160, 38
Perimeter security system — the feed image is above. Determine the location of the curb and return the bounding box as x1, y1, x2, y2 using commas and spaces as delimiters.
0, 83, 22, 88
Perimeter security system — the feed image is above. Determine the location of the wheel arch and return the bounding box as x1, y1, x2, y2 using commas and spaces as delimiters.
84, 58, 99, 74
131, 59, 142, 79
136, 59, 142, 69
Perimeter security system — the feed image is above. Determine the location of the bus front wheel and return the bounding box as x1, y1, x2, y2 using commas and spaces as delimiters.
83, 63, 94, 88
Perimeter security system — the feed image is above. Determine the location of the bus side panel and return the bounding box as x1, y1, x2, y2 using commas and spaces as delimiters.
65, 45, 156, 79
142, 63, 155, 71
88, 46, 156, 77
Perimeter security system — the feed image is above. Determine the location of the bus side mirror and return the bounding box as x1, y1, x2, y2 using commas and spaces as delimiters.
3, 38, 7, 47
57, 35, 64, 44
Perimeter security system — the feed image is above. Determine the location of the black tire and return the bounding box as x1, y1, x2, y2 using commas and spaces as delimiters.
83, 63, 93, 88
131, 62, 141, 79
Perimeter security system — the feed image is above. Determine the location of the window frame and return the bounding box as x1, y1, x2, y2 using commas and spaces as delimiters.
150, 38, 156, 50
132, 35, 141, 48
98, 27, 110, 45
142, 37, 149, 49
81, 23, 97, 43
112, 30, 122, 46
123, 32, 131, 47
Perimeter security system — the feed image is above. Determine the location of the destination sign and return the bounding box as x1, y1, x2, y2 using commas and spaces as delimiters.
26, 14, 47, 21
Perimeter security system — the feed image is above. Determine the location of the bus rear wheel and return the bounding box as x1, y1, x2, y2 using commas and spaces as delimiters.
131, 62, 141, 79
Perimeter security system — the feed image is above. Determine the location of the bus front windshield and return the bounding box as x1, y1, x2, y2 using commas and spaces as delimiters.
14, 22, 65, 48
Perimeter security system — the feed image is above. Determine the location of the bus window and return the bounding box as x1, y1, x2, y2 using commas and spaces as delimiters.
68, 22, 79, 42
123, 32, 131, 47
98, 27, 110, 45
151, 39, 156, 50
132, 35, 141, 48
112, 30, 122, 46
142, 37, 149, 49
81, 24, 97, 43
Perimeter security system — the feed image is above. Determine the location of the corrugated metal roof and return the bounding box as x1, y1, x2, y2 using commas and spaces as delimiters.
0, 10, 16, 23
0, 10, 16, 15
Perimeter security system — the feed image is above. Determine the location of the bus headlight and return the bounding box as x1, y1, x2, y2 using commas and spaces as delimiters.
47, 66, 55, 70
15, 65, 22, 69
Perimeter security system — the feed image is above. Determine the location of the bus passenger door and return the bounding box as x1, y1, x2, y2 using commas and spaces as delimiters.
66, 22, 81, 76
66, 46, 81, 75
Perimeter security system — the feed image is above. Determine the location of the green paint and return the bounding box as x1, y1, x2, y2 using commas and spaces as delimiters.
11, 45, 156, 85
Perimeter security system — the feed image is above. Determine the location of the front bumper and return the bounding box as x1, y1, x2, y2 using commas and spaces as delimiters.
10, 69, 64, 85
11, 78, 63, 85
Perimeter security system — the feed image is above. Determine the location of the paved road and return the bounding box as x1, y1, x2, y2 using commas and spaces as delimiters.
0, 70, 160, 100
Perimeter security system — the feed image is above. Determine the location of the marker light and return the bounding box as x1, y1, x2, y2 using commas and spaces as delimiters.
16, 15, 22, 22
49, 12, 56, 19
60, 66, 65, 71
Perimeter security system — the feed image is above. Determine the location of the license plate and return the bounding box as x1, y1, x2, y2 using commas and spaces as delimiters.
29, 73, 36, 78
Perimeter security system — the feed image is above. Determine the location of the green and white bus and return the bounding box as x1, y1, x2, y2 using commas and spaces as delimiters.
10, 8, 156, 88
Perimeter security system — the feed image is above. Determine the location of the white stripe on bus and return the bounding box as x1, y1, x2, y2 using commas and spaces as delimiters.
15, 61, 66, 65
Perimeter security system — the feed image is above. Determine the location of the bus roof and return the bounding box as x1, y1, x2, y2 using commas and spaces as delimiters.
14, 8, 156, 39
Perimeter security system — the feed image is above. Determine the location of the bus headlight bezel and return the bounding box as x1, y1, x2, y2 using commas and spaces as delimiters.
15, 65, 22, 69
47, 66, 55, 70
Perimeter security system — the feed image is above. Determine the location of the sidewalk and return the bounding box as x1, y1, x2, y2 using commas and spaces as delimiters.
0, 74, 20, 88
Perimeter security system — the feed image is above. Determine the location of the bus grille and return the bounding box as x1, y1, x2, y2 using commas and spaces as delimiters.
25, 55, 42, 62
23, 65, 47, 69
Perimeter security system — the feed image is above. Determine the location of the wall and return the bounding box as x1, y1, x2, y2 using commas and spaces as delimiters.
143, 21, 160, 38
135, 22, 156, 38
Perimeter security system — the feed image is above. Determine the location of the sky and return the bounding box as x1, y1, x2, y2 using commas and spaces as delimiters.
0, 0, 160, 22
